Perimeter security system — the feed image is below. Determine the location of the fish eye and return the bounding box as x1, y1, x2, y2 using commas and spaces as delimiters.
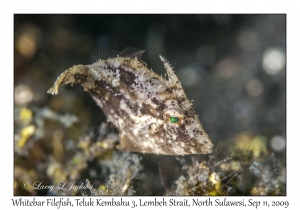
164, 110, 184, 126
169, 116, 179, 123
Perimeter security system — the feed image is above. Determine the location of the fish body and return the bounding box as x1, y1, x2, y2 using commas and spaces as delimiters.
48, 48, 213, 155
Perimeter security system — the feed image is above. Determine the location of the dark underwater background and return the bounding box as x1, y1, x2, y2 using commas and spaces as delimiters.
14, 14, 286, 195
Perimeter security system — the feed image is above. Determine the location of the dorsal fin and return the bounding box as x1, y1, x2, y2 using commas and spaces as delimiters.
118, 47, 145, 60
89, 47, 146, 64
159, 55, 182, 89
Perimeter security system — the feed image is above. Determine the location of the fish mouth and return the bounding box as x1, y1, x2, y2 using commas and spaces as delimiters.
195, 135, 214, 154
205, 142, 214, 154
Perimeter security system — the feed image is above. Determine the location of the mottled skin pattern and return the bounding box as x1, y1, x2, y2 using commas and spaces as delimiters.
48, 50, 213, 155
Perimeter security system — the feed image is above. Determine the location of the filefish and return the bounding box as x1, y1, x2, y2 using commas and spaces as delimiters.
47, 48, 213, 155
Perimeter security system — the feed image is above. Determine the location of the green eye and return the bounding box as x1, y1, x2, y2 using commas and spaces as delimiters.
169, 116, 179, 123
